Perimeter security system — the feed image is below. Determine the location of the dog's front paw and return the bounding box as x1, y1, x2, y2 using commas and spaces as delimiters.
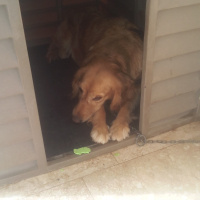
91, 125, 110, 144
110, 121, 130, 142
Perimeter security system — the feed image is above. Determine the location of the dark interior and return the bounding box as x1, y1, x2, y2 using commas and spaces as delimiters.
28, 45, 95, 159
21, 0, 146, 160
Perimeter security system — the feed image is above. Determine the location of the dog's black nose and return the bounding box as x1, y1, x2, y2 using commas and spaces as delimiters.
72, 115, 81, 123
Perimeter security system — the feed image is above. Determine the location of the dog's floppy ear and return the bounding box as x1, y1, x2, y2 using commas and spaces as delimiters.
72, 67, 87, 98
110, 83, 122, 111
110, 70, 134, 111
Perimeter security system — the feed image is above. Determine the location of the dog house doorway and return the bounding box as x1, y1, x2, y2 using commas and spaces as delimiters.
1, 0, 200, 186
19, 0, 147, 160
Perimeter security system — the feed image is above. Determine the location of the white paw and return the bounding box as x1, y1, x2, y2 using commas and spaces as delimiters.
110, 122, 130, 142
91, 126, 110, 144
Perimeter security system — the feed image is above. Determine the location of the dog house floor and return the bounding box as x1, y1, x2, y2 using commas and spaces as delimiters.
28, 45, 139, 159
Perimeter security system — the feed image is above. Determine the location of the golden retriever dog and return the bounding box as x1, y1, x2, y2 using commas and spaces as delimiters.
47, 6, 143, 144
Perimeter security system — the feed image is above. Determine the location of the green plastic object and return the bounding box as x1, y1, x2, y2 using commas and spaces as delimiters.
114, 153, 120, 157
73, 147, 91, 155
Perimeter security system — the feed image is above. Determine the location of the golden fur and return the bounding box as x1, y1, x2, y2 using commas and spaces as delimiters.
47, 7, 143, 144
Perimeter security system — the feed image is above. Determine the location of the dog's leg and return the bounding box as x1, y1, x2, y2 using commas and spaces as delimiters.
111, 83, 141, 142
90, 106, 110, 144
110, 102, 132, 142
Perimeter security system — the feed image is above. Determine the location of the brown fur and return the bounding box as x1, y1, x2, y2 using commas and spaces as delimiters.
47, 6, 143, 144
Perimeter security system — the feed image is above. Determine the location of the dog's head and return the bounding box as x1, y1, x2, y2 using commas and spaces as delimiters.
72, 61, 133, 123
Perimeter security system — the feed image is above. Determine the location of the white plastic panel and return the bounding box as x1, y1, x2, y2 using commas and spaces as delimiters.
0, 0, 47, 185
0, 5, 12, 39
158, 0, 200, 10
0, 160, 37, 180
157, 4, 200, 36
0, 140, 36, 172
149, 92, 197, 124
0, 95, 28, 125
151, 72, 200, 103
149, 109, 195, 135
0, 119, 32, 148
140, 0, 200, 137
0, 68, 23, 98
152, 51, 200, 83
0, 39, 18, 70
154, 29, 200, 61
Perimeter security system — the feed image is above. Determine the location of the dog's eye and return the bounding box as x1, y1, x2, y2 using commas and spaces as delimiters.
92, 96, 102, 101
